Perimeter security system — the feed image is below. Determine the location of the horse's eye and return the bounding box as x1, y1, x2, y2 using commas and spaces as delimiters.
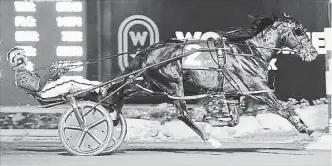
294, 24, 306, 36
294, 27, 305, 36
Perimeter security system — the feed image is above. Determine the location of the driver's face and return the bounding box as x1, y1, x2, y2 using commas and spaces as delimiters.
10, 50, 29, 68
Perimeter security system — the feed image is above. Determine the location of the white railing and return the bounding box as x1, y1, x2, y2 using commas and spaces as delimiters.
324, 27, 332, 134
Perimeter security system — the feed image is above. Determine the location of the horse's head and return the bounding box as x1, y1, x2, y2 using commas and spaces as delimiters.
272, 13, 318, 62
248, 13, 318, 62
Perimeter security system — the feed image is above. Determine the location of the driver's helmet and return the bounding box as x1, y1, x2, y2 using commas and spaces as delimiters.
6, 47, 28, 68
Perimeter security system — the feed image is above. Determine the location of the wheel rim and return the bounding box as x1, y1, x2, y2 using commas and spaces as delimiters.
59, 102, 113, 156
104, 113, 127, 153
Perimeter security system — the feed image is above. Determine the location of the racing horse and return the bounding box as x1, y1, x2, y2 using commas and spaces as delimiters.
110, 13, 319, 146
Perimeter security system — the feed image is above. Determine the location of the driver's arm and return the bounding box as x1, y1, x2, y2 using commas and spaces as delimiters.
15, 68, 59, 93
37, 67, 61, 90
15, 70, 41, 92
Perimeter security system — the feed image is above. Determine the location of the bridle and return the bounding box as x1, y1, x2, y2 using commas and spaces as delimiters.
273, 19, 308, 52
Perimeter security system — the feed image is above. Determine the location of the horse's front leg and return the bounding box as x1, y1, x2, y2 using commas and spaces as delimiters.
256, 91, 315, 136
236, 72, 316, 138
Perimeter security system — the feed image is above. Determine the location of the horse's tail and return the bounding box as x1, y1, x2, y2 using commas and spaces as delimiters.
109, 40, 184, 103
122, 52, 144, 75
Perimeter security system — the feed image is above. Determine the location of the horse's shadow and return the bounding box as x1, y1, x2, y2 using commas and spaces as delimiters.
117, 147, 313, 156
16, 147, 66, 153
17, 147, 312, 156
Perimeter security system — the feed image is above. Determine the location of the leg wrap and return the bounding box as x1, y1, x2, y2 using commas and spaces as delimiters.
278, 107, 310, 134
204, 92, 229, 118
202, 92, 240, 127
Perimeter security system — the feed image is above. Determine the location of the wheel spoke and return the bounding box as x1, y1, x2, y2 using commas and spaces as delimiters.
88, 118, 106, 129
64, 125, 82, 131
75, 131, 87, 150
87, 130, 102, 144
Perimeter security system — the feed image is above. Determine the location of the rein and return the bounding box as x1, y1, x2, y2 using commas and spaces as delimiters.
32, 50, 140, 72
226, 41, 297, 54
32, 37, 298, 73
32, 41, 170, 72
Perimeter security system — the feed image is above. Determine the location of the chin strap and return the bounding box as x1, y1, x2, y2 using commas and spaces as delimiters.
12, 64, 26, 70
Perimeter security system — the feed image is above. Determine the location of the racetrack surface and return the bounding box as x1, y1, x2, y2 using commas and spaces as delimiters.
1, 140, 330, 166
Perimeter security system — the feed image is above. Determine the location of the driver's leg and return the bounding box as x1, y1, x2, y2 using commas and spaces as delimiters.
67, 77, 108, 96
40, 77, 103, 98
40, 79, 73, 98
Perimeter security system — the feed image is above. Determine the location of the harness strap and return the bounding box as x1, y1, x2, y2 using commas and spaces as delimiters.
216, 37, 228, 90
245, 40, 255, 55
134, 84, 238, 103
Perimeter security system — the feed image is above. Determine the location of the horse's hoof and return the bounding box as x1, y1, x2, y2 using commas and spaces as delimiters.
309, 131, 323, 140
206, 137, 222, 148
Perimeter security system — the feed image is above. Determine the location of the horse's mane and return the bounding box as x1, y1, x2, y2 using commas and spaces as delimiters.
249, 15, 276, 34
221, 14, 281, 42
250, 13, 302, 34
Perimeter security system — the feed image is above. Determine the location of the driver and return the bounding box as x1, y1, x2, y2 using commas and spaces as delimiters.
6, 47, 106, 99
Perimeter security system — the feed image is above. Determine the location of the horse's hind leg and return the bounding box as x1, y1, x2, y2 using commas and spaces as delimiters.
169, 84, 222, 147
146, 69, 222, 147
174, 99, 208, 140
174, 99, 222, 147
151, 77, 209, 140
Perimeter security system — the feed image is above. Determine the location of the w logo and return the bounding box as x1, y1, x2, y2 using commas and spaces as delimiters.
129, 32, 148, 46
118, 15, 159, 71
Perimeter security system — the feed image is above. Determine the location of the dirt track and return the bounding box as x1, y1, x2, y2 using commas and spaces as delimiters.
1, 140, 330, 166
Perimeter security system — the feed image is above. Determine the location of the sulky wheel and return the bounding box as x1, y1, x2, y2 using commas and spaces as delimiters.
103, 113, 127, 154
58, 101, 114, 156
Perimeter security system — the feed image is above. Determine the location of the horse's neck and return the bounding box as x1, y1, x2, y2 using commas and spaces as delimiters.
245, 30, 279, 61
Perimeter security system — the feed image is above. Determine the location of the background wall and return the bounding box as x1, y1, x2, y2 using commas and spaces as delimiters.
0, 0, 330, 105
86, 0, 330, 103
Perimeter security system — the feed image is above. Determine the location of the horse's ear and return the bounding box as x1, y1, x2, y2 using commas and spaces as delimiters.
248, 15, 255, 19
283, 12, 291, 18
248, 15, 258, 24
